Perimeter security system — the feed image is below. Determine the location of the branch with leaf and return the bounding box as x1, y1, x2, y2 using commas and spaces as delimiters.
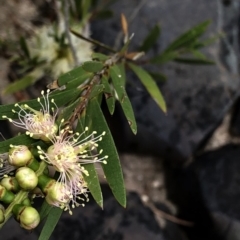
0, 1, 217, 239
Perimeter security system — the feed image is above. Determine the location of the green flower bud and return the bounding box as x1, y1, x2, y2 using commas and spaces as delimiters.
0, 185, 15, 204
20, 207, 40, 230
45, 181, 70, 208
22, 198, 32, 206
13, 205, 40, 230
15, 167, 38, 190
9, 145, 33, 167
0, 177, 20, 193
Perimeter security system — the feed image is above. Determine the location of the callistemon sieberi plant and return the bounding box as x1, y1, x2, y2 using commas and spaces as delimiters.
0, 89, 110, 230
0, 17, 172, 238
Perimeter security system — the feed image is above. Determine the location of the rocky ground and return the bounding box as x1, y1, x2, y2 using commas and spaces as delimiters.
1, 0, 240, 240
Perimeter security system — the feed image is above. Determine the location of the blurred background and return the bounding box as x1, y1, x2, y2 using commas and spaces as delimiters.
0, 0, 240, 239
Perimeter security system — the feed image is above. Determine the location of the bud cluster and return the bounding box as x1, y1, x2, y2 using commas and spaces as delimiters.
1, 90, 108, 229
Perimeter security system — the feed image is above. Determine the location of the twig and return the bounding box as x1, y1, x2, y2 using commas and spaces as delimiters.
63, 0, 79, 65
70, 29, 117, 53
150, 203, 194, 227
65, 54, 120, 130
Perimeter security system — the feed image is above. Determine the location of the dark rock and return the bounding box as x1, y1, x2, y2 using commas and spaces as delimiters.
230, 97, 240, 137
164, 161, 224, 240
0, 185, 185, 240
0, 100, 12, 141
51, 185, 185, 240
165, 144, 240, 240
92, 0, 240, 160
194, 144, 240, 240
194, 144, 240, 220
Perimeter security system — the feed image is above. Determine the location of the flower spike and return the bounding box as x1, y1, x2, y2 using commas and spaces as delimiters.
2, 90, 58, 141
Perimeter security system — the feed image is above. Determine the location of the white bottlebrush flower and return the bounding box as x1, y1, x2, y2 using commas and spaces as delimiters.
27, 18, 92, 78
45, 179, 88, 215
37, 123, 108, 207
3, 90, 58, 141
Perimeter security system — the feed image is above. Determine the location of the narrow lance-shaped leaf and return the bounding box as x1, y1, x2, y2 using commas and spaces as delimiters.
82, 61, 104, 73
91, 52, 109, 61
139, 24, 161, 52
118, 62, 126, 86
38, 207, 62, 240
89, 84, 104, 99
75, 119, 103, 208
3, 75, 36, 95
88, 98, 126, 207
39, 200, 53, 221
57, 65, 90, 86
149, 72, 167, 83
56, 98, 81, 125
110, 65, 137, 134
128, 63, 167, 113
151, 51, 179, 64
190, 49, 207, 59
102, 75, 115, 115
164, 20, 211, 52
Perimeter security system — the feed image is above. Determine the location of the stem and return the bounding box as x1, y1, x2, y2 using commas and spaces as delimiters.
70, 29, 117, 53
0, 161, 47, 229
65, 54, 121, 130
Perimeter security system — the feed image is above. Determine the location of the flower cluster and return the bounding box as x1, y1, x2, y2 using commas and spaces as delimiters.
1, 90, 107, 223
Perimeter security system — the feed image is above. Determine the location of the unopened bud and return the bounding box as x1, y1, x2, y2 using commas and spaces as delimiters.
1, 177, 20, 193
9, 145, 32, 167
13, 204, 40, 230
15, 167, 38, 190
0, 185, 15, 204
22, 198, 32, 206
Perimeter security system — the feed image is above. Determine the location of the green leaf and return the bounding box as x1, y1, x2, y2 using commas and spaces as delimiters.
82, 61, 104, 73
164, 20, 211, 52
151, 51, 179, 64
102, 75, 115, 115
75, 119, 103, 207
91, 52, 109, 61
38, 207, 62, 240
83, 163, 103, 207
110, 65, 137, 134
87, 98, 126, 207
119, 36, 132, 54
0, 134, 36, 154
174, 58, 215, 65
3, 75, 36, 95
39, 200, 53, 221
89, 84, 104, 99
19, 37, 30, 59
118, 62, 126, 86
139, 24, 161, 52
57, 66, 90, 87
0, 89, 80, 120
149, 72, 167, 83
56, 98, 80, 124
128, 63, 167, 113
190, 49, 207, 59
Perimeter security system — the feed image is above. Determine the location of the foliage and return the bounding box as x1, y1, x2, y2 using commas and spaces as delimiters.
0, 0, 216, 239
